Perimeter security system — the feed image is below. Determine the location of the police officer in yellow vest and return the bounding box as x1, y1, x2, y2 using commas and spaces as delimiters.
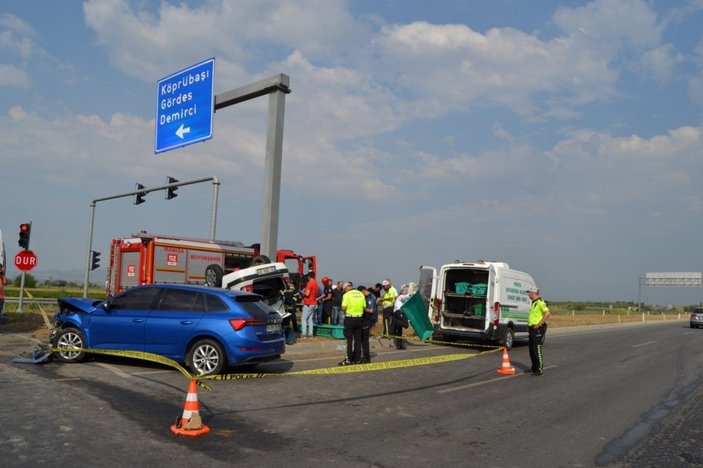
340, 282, 366, 366
526, 286, 550, 376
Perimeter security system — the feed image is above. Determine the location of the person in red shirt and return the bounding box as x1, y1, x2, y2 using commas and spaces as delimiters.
300, 271, 319, 339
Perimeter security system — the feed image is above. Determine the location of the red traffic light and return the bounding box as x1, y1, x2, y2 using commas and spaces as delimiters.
18, 222, 32, 250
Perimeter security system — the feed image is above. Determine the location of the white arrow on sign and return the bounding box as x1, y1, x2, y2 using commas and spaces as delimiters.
175, 123, 191, 139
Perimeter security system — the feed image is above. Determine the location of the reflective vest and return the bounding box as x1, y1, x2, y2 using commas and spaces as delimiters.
528, 298, 549, 326
342, 290, 366, 317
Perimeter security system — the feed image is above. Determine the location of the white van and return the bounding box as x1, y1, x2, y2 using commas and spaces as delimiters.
418, 261, 537, 349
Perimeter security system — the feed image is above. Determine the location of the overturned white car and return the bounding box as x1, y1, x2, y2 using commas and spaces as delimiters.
204, 260, 291, 319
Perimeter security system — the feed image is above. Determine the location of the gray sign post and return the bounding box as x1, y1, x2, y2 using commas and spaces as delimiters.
638, 272, 702, 313
214, 73, 291, 260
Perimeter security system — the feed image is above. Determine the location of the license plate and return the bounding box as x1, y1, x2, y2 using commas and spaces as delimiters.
267, 324, 280, 333
258, 266, 275, 274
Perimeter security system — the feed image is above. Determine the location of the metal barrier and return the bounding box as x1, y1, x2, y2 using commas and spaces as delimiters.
4, 297, 56, 305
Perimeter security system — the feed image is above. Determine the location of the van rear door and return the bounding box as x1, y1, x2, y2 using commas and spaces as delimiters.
486, 264, 498, 328
418, 266, 437, 321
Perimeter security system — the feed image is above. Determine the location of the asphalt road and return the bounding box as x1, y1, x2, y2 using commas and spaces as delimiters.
1, 321, 702, 467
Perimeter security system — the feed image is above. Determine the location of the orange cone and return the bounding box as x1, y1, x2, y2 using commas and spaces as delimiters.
170, 380, 210, 437
496, 347, 516, 375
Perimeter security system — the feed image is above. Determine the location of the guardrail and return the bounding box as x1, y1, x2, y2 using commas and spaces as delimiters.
4, 297, 57, 305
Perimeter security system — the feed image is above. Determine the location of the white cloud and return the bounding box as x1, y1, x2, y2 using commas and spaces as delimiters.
636, 44, 682, 82
545, 125, 703, 214
82, 0, 366, 83
0, 63, 29, 88
0, 13, 36, 89
553, 0, 662, 49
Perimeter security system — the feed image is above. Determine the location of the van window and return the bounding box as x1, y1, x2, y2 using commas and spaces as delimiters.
445, 269, 489, 297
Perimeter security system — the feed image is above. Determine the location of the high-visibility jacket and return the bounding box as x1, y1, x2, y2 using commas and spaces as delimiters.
342, 289, 366, 317
528, 298, 549, 326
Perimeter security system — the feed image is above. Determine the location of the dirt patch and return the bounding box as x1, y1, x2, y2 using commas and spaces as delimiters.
0, 312, 52, 341
549, 312, 683, 327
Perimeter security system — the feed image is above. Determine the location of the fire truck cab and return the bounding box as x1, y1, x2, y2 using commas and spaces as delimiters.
275, 249, 316, 288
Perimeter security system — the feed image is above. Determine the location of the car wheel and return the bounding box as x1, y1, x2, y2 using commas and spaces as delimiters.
503, 327, 515, 350
188, 339, 226, 376
52, 327, 87, 363
204, 264, 224, 287
252, 255, 271, 266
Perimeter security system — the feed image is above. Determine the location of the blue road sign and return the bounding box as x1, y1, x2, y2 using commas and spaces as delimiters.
155, 57, 215, 154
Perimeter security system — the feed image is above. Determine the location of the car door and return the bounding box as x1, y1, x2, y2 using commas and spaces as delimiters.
143, 288, 205, 358
88, 287, 161, 350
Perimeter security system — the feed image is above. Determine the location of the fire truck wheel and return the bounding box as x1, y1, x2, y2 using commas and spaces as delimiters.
252, 255, 271, 266
52, 327, 87, 363
187, 339, 226, 376
204, 264, 224, 287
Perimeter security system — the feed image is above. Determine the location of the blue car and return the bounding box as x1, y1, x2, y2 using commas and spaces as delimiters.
51, 284, 285, 375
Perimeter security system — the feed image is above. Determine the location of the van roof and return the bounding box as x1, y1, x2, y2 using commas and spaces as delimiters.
448, 261, 510, 269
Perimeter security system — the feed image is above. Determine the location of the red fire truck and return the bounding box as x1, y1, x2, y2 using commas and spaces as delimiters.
105, 232, 316, 296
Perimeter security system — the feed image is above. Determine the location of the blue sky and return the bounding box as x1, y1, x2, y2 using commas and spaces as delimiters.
1, 0, 703, 304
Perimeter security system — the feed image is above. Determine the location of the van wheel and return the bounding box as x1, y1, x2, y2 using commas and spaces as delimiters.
252, 255, 271, 266
205, 264, 224, 287
503, 328, 515, 350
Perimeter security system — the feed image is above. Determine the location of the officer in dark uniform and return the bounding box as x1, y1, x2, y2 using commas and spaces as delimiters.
340, 282, 365, 365
357, 285, 377, 363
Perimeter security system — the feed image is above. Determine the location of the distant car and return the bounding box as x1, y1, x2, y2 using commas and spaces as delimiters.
690, 307, 703, 329
51, 284, 285, 375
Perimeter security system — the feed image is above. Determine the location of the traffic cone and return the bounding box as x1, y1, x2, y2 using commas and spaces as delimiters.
170, 380, 210, 437
496, 347, 516, 375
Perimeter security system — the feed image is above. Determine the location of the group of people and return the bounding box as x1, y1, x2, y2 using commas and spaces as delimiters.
285, 272, 413, 365
336, 278, 413, 366
286, 272, 552, 373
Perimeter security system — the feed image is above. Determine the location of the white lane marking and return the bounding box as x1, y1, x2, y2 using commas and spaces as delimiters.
437, 365, 558, 394
632, 340, 657, 348
94, 362, 132, 378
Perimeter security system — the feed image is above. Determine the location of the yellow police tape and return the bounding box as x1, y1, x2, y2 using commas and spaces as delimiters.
23, 290, 55, 332
52, 345, 501, 386
201, 351, 493, 381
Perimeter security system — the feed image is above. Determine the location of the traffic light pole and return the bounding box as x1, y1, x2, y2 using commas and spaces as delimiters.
16, 222, 32, 313
82, 176, 220, 298
17, 272, 26, 313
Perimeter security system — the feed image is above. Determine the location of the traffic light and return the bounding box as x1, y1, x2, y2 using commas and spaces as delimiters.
134, 183, 146, 205
90, 250, 101, 270
18, 222, 31, 250
166, 176, 179, 200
